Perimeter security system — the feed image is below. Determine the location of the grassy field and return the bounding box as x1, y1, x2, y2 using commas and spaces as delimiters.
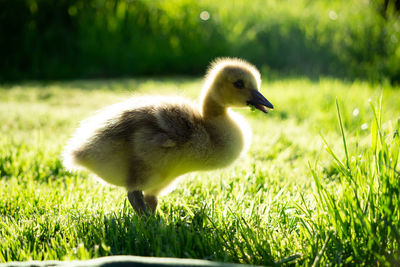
0, 77, 399, 265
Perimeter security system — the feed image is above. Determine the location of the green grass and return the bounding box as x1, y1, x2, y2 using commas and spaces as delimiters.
3, 0, 400, 82
0, 77, 399, 265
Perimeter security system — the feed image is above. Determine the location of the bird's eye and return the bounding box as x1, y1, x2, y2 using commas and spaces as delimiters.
233, 79, 244, 89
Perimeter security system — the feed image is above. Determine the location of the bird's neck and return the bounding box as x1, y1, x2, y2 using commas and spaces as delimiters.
197, 102, 248, 170
200, 92, 227, 118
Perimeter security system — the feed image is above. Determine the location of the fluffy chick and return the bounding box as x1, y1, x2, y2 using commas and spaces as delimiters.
63, 58, 273, 214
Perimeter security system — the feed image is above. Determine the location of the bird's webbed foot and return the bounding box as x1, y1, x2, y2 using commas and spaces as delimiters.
127, 190, 158, 215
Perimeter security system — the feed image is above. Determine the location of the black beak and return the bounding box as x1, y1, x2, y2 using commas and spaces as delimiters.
247, 89, 274, 113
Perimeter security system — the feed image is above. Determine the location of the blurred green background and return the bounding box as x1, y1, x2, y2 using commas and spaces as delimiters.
1, 0, 399, 82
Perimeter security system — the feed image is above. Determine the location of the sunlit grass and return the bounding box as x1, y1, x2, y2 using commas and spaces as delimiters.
0, 77, 399, 265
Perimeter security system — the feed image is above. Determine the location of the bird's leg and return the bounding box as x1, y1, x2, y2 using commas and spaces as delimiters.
144, 194, 158, 213
127, 191, 158, 215
127, 190, 147, 215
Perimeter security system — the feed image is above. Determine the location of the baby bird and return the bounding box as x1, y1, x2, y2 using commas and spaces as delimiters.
63, 58, 273, 214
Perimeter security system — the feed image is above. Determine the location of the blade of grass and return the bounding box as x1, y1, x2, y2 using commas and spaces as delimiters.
336, 99, 350, 170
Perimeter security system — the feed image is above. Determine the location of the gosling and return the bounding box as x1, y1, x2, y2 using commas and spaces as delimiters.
63, 58, 273, 214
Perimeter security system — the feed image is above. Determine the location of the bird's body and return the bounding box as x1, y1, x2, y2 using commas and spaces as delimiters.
65, 97, 248, 195
63, 58, 273, 214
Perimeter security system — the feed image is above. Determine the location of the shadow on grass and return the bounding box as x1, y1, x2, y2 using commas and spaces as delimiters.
80, 207, 231, 260
72, 203, 285, 266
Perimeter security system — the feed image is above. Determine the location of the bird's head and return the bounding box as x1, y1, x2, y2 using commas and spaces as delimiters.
202, 58, 273, 114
